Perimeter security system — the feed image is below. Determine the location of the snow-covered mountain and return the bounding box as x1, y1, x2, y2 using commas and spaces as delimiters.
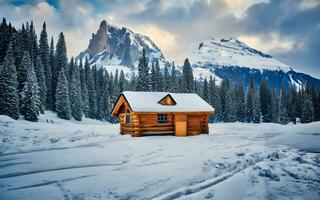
189, 38, 320, 89
77, 21, 320, 89
76, 20, 170, 78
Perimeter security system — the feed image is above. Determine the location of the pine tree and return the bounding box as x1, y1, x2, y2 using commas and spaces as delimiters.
11, 32, 24, 68
19, 51, 34, 115
55, 68, 71, 120
202, 78, 209, 102
151, 62, 157, 91
29, 21, 38, 64
246, 74, 260, 122
69, 59, 82, 121
16, 51, 28, 94
79, 61, 89, 117
119, 70, 125, 93
0, 18, 14, 63
288, 85, 298, 123
49, 37, 56, 109
163, 65, 171, 91
270, 88, 279, 123
114, 69, 119, 95
182, 58, 193, 93
155, 59, 163, 91
0, 43, 19, 119
136, 48, 150, 91
208, 76, 221, 122
278, 84, 289, 124
220, 77, 232, 122
260, 77, 271, 122
34, 56, 46, 114
39, 22, 53, 110
301, 91, 314, 123
53, 33, 68, 105
235, 79, 246, 122
252, 90, 261, 123
86, 64, 97, 118
20, 54, 40, 122
170, 62, 177, 92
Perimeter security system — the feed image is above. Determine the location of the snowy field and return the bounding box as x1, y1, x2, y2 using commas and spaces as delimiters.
0, 112, 319, 200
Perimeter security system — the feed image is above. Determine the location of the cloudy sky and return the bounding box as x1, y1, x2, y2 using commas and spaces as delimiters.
1, 0, 320, 77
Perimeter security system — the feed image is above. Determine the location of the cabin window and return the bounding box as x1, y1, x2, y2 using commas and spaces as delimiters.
125, 114, 131, 124
157, 114, 167, 123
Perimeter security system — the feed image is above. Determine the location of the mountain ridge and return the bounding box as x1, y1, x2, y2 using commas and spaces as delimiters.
77, 20, 320, 89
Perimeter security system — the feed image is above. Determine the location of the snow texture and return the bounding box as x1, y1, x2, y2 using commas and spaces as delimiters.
0, 112, 319, 200
122, 91, 214, 112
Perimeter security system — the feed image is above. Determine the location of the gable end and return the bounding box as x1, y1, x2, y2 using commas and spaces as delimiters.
158, 94, 177, 106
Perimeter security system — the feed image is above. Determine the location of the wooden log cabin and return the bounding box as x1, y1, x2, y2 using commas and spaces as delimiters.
111, 91, 214, 137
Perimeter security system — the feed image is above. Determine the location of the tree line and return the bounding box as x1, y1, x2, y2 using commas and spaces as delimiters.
0, 18, 319, 124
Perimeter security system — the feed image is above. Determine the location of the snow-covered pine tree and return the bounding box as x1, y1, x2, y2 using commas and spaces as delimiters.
0, 18, 14, 63
287, 84, 298, 123
270, 88, 279, 123
136, 48, 150, 91
230, 85, 238, 122
311, 86, 320, 121
170, 62, 177, 92
246, 74, 258, 123
301, 90, 314, 123
150, 62, 157, 91
16, 48, 28, 94
79, 61, 89, 117
155, 59, 163, 91
259, 78, 271, 122
119, 70, 125, 93
20, 53, 40, 122
0, 43, 19, 119
182, 58, 193, 93
95, 67, 105, 120
202, 78, 209, 102
219, 77, 231, 122
55, 68, 71, 120
69, 58, 82, 121
235, 79, 246, 122
113, 69, 119, 95
53, 32, 68, 102
49, 37, 56, 109
163, 64, 170, 91
39, 22, 53, 110
34, 56, 47, 114
11, 32, 24, 68
87, 65, 97, 118
19, 51, 34, 115
208, 76, 221, 122
252, 90, 261, 123
278, 84, 289, 124
28, 21, 38, 64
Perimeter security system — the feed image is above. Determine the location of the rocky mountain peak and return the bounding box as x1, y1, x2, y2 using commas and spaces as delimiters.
88, 20, 108, 57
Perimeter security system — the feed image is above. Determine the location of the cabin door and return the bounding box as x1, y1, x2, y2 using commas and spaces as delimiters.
174, 114, 187, 136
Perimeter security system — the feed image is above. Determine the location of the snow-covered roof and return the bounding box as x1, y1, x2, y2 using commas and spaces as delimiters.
121, 91, 214, 113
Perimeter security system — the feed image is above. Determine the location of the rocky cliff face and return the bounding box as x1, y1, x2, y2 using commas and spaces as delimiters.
88, 20, 108, 57
76, 20, 170, 75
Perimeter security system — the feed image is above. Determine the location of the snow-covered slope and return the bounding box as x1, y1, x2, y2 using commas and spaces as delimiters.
191, 38, 292, 72
76, 20, 170, 78
189, 38, 320, 89
1, 114, 320, 199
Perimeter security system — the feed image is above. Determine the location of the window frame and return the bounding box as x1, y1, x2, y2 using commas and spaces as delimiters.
157, 113, 168, 123
125, 114, 131, 124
